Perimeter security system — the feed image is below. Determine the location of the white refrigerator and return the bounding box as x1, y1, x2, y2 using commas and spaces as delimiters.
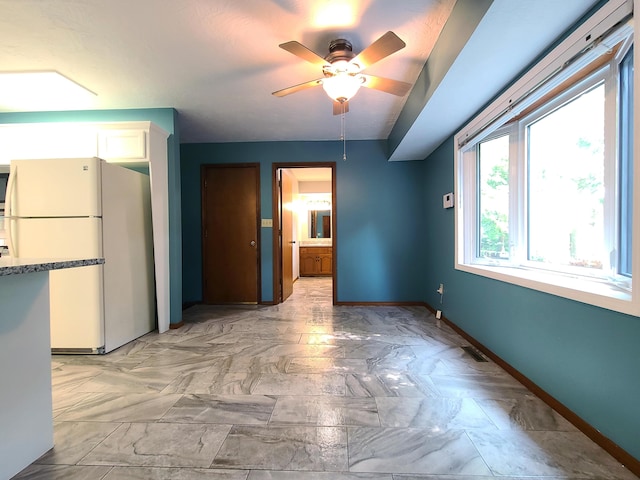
5, 157, 156, 353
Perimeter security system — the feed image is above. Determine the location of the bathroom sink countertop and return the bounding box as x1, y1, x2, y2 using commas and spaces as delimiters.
299, 241, 332, 247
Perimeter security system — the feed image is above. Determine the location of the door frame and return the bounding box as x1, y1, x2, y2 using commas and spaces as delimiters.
272, 162, 337, 305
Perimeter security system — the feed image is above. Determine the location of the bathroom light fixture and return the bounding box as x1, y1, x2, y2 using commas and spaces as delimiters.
306, 199, 331, 210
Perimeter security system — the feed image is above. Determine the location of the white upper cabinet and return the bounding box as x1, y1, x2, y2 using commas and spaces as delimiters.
98, 129, 146, 162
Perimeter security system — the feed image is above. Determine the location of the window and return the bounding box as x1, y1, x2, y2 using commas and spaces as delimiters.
455, 4, 637, 315
619, 46, 634, 277
526, 78, 607, 273
478, 134, 510, 261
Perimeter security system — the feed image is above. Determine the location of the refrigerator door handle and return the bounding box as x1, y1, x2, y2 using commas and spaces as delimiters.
5, 163, 16, 256
6, 217, 16, 257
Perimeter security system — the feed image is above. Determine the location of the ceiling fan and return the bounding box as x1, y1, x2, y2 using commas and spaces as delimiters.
272, 31, 412, 115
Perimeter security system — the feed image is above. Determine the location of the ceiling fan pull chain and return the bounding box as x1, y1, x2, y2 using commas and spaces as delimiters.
341, 104, 347, 160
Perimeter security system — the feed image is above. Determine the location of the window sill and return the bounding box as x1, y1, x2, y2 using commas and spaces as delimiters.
455, 262, 638, 316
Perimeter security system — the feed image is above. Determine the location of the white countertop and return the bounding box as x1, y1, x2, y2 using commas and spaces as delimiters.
0, 257, 105, 276
299, 240, 332, 247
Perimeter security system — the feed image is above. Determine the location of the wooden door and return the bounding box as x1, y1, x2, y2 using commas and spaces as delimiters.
280, 170, 294, 301
202, 164, 260, 303
322, 215, 331, 238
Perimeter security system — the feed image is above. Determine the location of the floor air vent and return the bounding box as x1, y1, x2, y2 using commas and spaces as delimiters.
461, 345, 488, 362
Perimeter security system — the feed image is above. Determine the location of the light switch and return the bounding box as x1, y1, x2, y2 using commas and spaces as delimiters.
261, 219, 273, 227
443, 192, 454, 209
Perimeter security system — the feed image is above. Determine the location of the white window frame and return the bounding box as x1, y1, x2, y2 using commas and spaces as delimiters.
454, 0, 639, 316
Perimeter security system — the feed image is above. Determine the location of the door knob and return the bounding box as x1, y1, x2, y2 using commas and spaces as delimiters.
289, 241, 296, 244
250, 240, 256, 247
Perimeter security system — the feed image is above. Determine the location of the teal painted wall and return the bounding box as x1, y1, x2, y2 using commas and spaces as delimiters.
0, 108, 183, 325
422, 138, 640, 462
180, 140, 427, 304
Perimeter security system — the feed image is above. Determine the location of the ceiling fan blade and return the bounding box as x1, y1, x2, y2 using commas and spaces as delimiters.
333, 100, 349, 115
351, 31, 406, 70
279, 41, 328, 67
360, 74, 411, 96
272, 78, 324, 97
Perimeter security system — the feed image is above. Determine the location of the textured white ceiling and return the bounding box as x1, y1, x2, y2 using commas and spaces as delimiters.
0, 0, 455, 144
0, 0, 602, 156
388, 0, 601, 160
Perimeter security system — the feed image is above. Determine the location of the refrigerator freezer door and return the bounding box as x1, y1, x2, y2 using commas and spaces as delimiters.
12, 217, 105, 351
9, 158, 102, 218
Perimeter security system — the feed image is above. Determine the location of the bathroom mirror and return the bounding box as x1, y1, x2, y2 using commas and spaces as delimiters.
309, 210, 331, 238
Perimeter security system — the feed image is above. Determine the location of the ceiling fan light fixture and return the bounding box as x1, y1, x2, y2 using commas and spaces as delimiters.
321, 73, 362, 103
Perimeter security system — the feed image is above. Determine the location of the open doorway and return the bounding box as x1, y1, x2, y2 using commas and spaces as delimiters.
272, 162, 336, 305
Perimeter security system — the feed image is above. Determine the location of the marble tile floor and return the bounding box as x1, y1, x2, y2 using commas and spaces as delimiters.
13, 277, 638, 480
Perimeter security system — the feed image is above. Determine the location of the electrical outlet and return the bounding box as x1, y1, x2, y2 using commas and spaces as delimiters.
436, 310, 442, 319
436, 283, 444, 295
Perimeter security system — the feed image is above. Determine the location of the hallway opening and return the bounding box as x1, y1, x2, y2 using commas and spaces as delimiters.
272, 163, 336, 305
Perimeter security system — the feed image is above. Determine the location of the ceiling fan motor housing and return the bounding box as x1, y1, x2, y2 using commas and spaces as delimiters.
325, 39, 356, 64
